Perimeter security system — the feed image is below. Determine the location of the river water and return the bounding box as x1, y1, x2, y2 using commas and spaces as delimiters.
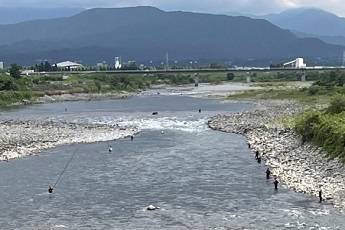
0, 89, 344, 230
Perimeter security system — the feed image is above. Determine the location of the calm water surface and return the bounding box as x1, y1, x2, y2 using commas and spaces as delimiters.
0, 90, 344, 229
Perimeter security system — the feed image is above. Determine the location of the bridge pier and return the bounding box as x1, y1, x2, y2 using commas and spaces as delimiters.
301, 70, 306, 82
246, 72, 251, 83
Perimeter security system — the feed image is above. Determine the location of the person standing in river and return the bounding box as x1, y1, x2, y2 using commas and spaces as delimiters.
319, 187, 323, 203
266, 168, 271, 180
255, 150, 259, 159
273, 177, 279, 190
257, 156, 262, 164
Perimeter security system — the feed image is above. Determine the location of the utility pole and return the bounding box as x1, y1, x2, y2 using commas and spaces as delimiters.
342, 50, 345, 67
166, 52, 169, 70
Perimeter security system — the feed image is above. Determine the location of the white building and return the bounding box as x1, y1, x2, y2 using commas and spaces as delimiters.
56, 61, 83, 69
283, 58, 306, 68
0, 62, 3, 69
21, 70, 35, 75
115, 57, 122, 69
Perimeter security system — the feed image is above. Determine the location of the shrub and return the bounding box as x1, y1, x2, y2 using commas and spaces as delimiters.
226, 73, 235, 80
308, 85, 320, 95
294, 110, 322, 143
327, 94, 345, 114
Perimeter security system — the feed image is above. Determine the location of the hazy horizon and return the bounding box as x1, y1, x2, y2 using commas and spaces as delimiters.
0, 0, 344, 17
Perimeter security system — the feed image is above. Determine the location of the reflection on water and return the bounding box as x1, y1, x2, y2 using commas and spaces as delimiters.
0, 93, 343, 229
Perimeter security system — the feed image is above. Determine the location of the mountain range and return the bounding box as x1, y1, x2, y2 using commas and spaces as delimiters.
244, 8, 345, 47
0, 6, 343, 67
0, 8, 85, 25
260, 8, 345, 37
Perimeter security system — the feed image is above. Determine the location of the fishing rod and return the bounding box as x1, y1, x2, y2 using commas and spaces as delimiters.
52, 146, 80, 189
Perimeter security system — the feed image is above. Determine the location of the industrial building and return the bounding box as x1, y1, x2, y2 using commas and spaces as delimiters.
56, 61, 83, 69
115, 57, 122, 69
283, 58, 306, 68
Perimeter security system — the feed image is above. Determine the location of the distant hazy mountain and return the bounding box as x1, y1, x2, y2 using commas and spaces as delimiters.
0, 6, 343, 66
260, 8, 345, 37
292, 30, 345, 46
317, 35, 345, 47
230, 8, 345, 47
0, 7, 85, 25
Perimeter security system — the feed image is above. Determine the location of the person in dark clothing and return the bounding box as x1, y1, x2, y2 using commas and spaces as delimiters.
257, 156, 262, 164
131, 135, 134, 140
255, 150, 259, 159
266, 168, 271, 179
319, 188, 323, 203
273, 177, 279, 190
199, 109, 201, 113
48, 186, 54, 193
247, 142, 251, 148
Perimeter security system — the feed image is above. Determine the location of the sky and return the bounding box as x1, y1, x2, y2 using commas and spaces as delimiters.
0, 0, 344, 17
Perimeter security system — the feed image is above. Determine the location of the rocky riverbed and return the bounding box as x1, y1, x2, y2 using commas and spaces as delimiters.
35, 92, 139, 104
0, 120, 138, 162
208, 99, 345, 208
8, 92, 140, 107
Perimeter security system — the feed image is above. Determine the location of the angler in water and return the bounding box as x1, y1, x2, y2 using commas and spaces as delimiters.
257, 156, 262, 164
319, 187, 323, 203
273, 177, 279, 190
266, 168, 271, 180
108, 146, 113, 153
48, 186, 54, 193
255, 150, 259, 159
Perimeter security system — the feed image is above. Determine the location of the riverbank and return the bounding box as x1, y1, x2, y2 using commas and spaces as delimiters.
35, 92, 139, 104
6, 92, 140, 107
0, 120, 138, 162
208, 99, 345, 208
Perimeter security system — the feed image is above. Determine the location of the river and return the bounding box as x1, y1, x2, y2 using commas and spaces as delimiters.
0, 89, 344, 229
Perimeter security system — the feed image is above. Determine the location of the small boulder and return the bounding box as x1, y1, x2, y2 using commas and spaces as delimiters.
147, 205, 160, 211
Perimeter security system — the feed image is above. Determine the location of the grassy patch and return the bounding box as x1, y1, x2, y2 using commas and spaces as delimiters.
227, 89, 330, 106
250, 82, 288, 87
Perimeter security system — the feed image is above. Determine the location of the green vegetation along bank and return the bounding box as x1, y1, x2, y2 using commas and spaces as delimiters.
0, 65, 331, 107
227, 70, 345, 163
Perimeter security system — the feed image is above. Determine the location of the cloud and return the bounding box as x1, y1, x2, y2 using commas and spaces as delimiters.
0, 0, 344, 17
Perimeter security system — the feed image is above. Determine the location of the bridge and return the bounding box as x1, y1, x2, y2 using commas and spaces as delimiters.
29, 66, 345, 83
31, 66, 345, 74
